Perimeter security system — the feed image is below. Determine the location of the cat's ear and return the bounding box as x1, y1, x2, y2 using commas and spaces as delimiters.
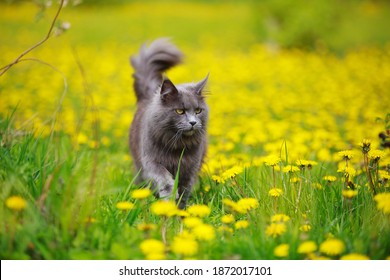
194, 73, 209, 96
160, 78, 179, 102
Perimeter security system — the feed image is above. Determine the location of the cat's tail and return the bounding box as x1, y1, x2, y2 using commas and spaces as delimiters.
130, 38, 183, 101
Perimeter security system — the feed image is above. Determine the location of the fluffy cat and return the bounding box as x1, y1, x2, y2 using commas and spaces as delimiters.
129, 38, 209, 209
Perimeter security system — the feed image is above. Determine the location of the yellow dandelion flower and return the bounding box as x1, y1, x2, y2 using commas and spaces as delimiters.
319, 239, 345, 256
237, 197, 259, 211
337, 166, 357, 177
338, 150, 355, 160
116, 201, 134, 211
177, 229, 195, 240
171, 235, 198, 256
222, 198, 236, 208
76, 133, 88, 145
183, 217, 203, 228
222, 198, 246, 214
290, 177, 300, 183
323, 175, 337, 182
234, 220, 249, 229
145, 253, 166, 260
340, 253, 370, 260
296, 159, 317, 169
203, 185, 211, 192
342, 189, 358, 199
187, 204, 211, 217
378, 170, 390, 180
176, 210, 190, 217
269, 187, 283, 197
263, 155, 281, 166
274, 243, 289, 258
221, 214, 235, 224
211, 175, 225, 184
221, 165, 243, 180
137, 223, 157, 232
131, 188, 152, 199
192, 224, 216, 241
5, 196, 27, 211
369, 149, 386, 161
299, 224, 312, 232
139, 239, 165, 256
282, 165, 300, 173
380, 156, 390, 166
374, 193, 390, 214
150, 200, 177, 217
271, 214, 290, 223
266, 223, 287, 237
297, 241, 317, 254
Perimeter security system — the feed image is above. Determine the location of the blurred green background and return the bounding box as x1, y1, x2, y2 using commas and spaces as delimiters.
1, 0, 390, 52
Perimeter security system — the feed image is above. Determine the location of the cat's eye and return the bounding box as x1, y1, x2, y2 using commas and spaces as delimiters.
195, 108, 202, 114
175, 109, 185, 115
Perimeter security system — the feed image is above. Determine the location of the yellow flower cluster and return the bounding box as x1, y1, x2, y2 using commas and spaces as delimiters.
170, 204, 216, 257
150, 201, 178, 217
222, 197, 259, 214
266, 222, 287, 238
374, 193, 390, 214
2, 35, 388, 177
266, 213, 290, 238
187, 204, 211, 217
171, 231, 199, 257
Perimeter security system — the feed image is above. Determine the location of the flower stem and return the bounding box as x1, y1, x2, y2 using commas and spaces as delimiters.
364, 154, 376, 194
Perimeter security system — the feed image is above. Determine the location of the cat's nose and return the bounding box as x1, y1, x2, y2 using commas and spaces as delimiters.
189, 121, 197, 127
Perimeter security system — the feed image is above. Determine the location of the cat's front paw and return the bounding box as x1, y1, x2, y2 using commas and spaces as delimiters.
158, 183, 174, 199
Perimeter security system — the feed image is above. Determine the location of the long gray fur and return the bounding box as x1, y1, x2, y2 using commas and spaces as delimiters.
129, 38, 209, 209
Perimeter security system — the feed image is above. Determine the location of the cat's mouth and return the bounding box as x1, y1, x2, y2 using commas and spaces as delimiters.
183, 130, 195, 137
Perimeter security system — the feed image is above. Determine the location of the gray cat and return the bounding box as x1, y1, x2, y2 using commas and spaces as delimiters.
129, 38, 209, 209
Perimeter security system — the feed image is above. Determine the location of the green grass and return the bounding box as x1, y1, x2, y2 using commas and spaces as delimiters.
1, 111, 389, 259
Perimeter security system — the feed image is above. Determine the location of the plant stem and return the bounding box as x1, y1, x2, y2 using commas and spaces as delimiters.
364, 154, 376, 194
0, 0, 65, 76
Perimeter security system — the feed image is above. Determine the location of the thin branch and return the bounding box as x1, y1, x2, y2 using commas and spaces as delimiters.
0, 0, 65, 76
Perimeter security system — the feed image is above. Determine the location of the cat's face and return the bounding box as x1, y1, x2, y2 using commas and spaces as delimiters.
157, 76, 208, 141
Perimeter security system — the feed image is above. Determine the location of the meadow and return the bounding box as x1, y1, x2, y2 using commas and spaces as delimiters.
1, 0, 390, 260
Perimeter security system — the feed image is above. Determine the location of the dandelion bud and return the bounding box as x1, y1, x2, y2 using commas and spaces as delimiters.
359, 139, 371, 154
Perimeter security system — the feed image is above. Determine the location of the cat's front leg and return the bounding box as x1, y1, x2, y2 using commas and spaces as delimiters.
177, 175, 196, 209
177, 186, 192, 209
142, 162, 175, 199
